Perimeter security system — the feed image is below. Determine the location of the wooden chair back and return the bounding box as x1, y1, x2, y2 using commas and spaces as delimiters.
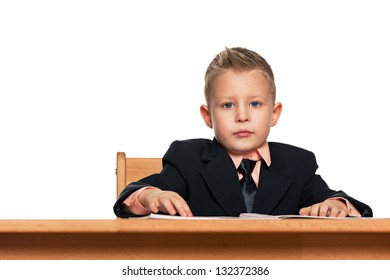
116, 152, 161, 198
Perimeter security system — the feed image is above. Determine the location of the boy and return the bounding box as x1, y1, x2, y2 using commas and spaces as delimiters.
114, 47, 372, 218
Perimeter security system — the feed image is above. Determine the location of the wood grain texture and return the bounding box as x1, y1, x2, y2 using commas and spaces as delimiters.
116, 153, 161, 197
1, 219, 389, 260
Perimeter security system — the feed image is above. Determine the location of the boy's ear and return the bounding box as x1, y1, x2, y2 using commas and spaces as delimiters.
271, 102, 283, 127
200, 104, 213, 128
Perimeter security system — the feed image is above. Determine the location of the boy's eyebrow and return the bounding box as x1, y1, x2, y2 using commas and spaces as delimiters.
248, 94, 266, 100
216, 95, 236, 100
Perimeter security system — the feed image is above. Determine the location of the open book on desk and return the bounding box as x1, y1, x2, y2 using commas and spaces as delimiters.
136, 213, 360, 220
137, 213, 237, 220
239, 213, 360, 220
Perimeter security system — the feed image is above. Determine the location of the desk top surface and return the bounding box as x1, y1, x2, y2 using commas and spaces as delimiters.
1, 218, 390, 234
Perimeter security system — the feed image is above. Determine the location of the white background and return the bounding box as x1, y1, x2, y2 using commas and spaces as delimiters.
1, 260, 389, 280
1, 0, 389, 219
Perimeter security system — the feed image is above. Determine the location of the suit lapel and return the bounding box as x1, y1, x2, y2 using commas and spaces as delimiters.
200, 139, 247, 216
199, 139, 293, 215
252, 146, 293, 214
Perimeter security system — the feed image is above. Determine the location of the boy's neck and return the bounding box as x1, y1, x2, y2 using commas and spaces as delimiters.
227, 141, 271, 168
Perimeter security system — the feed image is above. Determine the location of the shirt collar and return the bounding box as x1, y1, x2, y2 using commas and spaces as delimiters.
228, 141, 272, 169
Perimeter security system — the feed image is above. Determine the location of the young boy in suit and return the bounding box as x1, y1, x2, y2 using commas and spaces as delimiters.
114, 47, 372, 218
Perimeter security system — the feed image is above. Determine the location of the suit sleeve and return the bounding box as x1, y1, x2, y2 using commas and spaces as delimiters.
299, 151, 373, 217
113, 142, 189, 218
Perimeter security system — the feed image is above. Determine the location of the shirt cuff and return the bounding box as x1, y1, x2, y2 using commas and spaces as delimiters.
329, 197, 362, 217
121, 186, 157, 216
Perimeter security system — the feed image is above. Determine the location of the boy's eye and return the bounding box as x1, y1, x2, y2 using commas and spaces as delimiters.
250, 101, 261, 107
223, 103, 234, 109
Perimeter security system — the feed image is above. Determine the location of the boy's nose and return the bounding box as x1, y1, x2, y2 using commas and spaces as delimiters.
236, 107, 249, 122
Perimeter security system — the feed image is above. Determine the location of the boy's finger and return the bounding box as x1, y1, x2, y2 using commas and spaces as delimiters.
171, 197, 193, 217
299, 206, 310, 216
336, 209, 348, 217
309, 204, 320, 216
318, 203, 330, 217
328, 206, 340, 217
158, 197, 177, 216
149, 202, 159, 213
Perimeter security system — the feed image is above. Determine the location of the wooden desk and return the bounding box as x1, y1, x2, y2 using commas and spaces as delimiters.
1, 219, 389, 259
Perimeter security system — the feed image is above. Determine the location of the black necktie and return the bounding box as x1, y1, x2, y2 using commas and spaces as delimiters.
238, 159, 258, 213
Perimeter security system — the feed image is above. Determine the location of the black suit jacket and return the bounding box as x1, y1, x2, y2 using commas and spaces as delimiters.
114, 138, 372, 218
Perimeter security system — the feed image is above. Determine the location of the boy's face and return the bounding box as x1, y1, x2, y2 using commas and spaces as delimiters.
201, 69, 282, 155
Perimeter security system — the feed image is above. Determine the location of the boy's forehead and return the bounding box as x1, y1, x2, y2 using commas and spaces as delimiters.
211, 69, 271, 97
213, 69, 268, 85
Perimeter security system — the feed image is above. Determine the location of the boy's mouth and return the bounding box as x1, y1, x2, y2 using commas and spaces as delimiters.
234, 129, 253, 137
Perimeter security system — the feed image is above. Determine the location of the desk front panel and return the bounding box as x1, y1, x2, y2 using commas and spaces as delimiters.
1, 219, 389, 259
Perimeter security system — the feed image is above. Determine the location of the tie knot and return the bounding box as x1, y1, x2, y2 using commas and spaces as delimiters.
238, 159, 257, 181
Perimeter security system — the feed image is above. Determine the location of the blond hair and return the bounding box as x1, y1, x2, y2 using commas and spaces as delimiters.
204, 47, 276, 104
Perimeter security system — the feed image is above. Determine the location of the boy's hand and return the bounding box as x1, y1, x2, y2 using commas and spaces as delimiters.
139, 188, 193, 217
299, 199, 348, 217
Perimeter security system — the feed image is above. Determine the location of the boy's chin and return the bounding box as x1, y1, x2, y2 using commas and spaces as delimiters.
225, 144, 259, 155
